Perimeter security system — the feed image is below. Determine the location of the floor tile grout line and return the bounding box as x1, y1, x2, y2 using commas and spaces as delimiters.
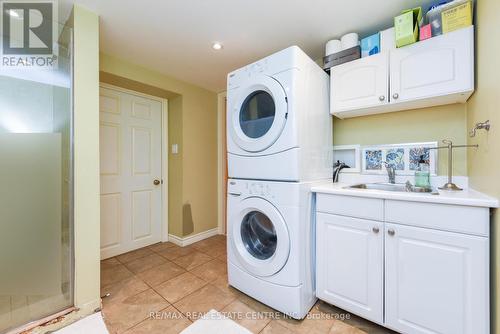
122, 304, 177, 332
168, 279, 211, 306
114, 249, 154, 265
175, 254, 217, 272
137, 270, 187, 297
169, 303, 195, 323
173, 289, 237, 323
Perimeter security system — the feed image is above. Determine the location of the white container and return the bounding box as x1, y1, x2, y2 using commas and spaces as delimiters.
380, 27, 396, 52
325, 39, 342, 56
341, 33, 359, 50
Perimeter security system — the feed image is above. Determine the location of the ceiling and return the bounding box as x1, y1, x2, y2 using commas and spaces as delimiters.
59, 0, 434, 92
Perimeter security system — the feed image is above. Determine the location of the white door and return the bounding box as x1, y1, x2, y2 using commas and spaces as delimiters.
385, 223, 488, 334
390, 26, 474, 104
99, 86, 164, 259
228, 74, 288, 153
330, 52, 389, 115
230, 197, 290, 277
316, 213, 384, 324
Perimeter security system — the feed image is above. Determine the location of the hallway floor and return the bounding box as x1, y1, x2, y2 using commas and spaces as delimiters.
100, 235, 394, 334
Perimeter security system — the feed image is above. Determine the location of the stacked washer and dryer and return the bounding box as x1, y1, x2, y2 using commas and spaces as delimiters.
226, 46, 332, 319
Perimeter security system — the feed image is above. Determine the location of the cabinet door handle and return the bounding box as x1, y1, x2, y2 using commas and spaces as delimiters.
388, 229, 395, 236
392, 93, 399, 100
372, 227, 380, 234
379, 95, 385, 102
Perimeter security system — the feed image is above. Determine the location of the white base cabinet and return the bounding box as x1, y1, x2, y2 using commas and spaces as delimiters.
315, 194, 490, 334
316, 213, 383, 324
385, 223, 488, 334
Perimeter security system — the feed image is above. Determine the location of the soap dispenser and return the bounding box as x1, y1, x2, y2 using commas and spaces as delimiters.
415, 155, 431, 188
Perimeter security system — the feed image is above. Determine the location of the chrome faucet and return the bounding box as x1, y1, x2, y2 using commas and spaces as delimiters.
333, 160, 350, 183
382, 161, 396, 184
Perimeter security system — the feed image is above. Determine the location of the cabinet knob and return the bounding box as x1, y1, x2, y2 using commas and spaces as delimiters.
392, 93, 399, 100
372, 227, 380, 234
388, 229, 395, 236
379, 95, 385, 102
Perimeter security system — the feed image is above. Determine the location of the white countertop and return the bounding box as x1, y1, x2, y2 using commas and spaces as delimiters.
312, 182, 499, 208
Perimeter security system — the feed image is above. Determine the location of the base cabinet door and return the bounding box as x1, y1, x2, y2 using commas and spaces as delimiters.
316, 213, 383, 324
384, 223, 488, 334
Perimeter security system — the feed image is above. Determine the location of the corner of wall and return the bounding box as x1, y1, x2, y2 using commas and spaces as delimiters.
72, 4, 101, 311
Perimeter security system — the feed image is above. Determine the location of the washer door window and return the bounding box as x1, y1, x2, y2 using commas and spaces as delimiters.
241, 211, 277, 260
230, 75, 288, 153
231, 197, 290, 277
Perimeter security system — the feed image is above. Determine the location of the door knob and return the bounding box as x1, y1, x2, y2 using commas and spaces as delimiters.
388, 229, 395, 236
153, 179, 161, 185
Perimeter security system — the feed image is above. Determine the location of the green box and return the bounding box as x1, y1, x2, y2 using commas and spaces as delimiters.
394, 7, 422, 48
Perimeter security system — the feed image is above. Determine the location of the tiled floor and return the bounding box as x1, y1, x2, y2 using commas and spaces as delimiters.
100, 236, 395, 334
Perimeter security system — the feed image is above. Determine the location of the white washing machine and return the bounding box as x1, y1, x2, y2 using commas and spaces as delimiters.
227, 178, 318, 319
226, 46, 332, 182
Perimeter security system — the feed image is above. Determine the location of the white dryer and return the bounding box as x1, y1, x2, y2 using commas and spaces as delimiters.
226, 46, 332, 182
227, 178, 318, 319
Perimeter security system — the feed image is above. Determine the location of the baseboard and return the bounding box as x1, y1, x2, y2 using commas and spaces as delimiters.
168, 228, 219, 247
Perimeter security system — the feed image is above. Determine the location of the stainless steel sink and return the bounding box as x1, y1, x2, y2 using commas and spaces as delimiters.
346, 183, 435, 193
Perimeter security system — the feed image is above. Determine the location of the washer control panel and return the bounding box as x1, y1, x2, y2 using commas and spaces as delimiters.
227, 180, 275, 199
247, 181, 271, 197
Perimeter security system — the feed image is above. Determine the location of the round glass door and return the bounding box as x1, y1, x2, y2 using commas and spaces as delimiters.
241, 211, 277, 260
239, 91, 276, 139
231, 197, 290, 277
229, 75, 288, 153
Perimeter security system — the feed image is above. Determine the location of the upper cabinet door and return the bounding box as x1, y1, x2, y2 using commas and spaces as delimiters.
316, 213, 384, 324
390, 26, 474, 104
330, 52, 389, 115
385, 223, 488, 334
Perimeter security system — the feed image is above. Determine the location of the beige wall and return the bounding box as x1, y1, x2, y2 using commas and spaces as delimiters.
466, 0, 500, 332
99, 55, 218, 237
333, 103, 468, 176
72, 5, 101, 311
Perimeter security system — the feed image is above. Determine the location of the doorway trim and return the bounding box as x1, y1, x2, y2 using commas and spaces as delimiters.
217, 91, 227, 235
99, 82, 169, 243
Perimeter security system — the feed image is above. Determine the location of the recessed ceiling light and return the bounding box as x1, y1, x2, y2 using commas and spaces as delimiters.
212, 42, 223, 50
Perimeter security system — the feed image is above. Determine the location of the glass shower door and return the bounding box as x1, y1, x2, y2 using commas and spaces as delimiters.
0, 19, 74, 333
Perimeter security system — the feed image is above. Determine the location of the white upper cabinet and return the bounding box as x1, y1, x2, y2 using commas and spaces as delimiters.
330, 52, 389, 114
330, 26, 474, 118
390, 26, 474, 104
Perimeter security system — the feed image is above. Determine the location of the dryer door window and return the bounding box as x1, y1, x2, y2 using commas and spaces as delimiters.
239, 90, 275, 139
230, 75, 288, 153
231, 197, 290, 277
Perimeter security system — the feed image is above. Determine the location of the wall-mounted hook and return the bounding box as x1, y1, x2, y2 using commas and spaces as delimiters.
469, 120, 490, 137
